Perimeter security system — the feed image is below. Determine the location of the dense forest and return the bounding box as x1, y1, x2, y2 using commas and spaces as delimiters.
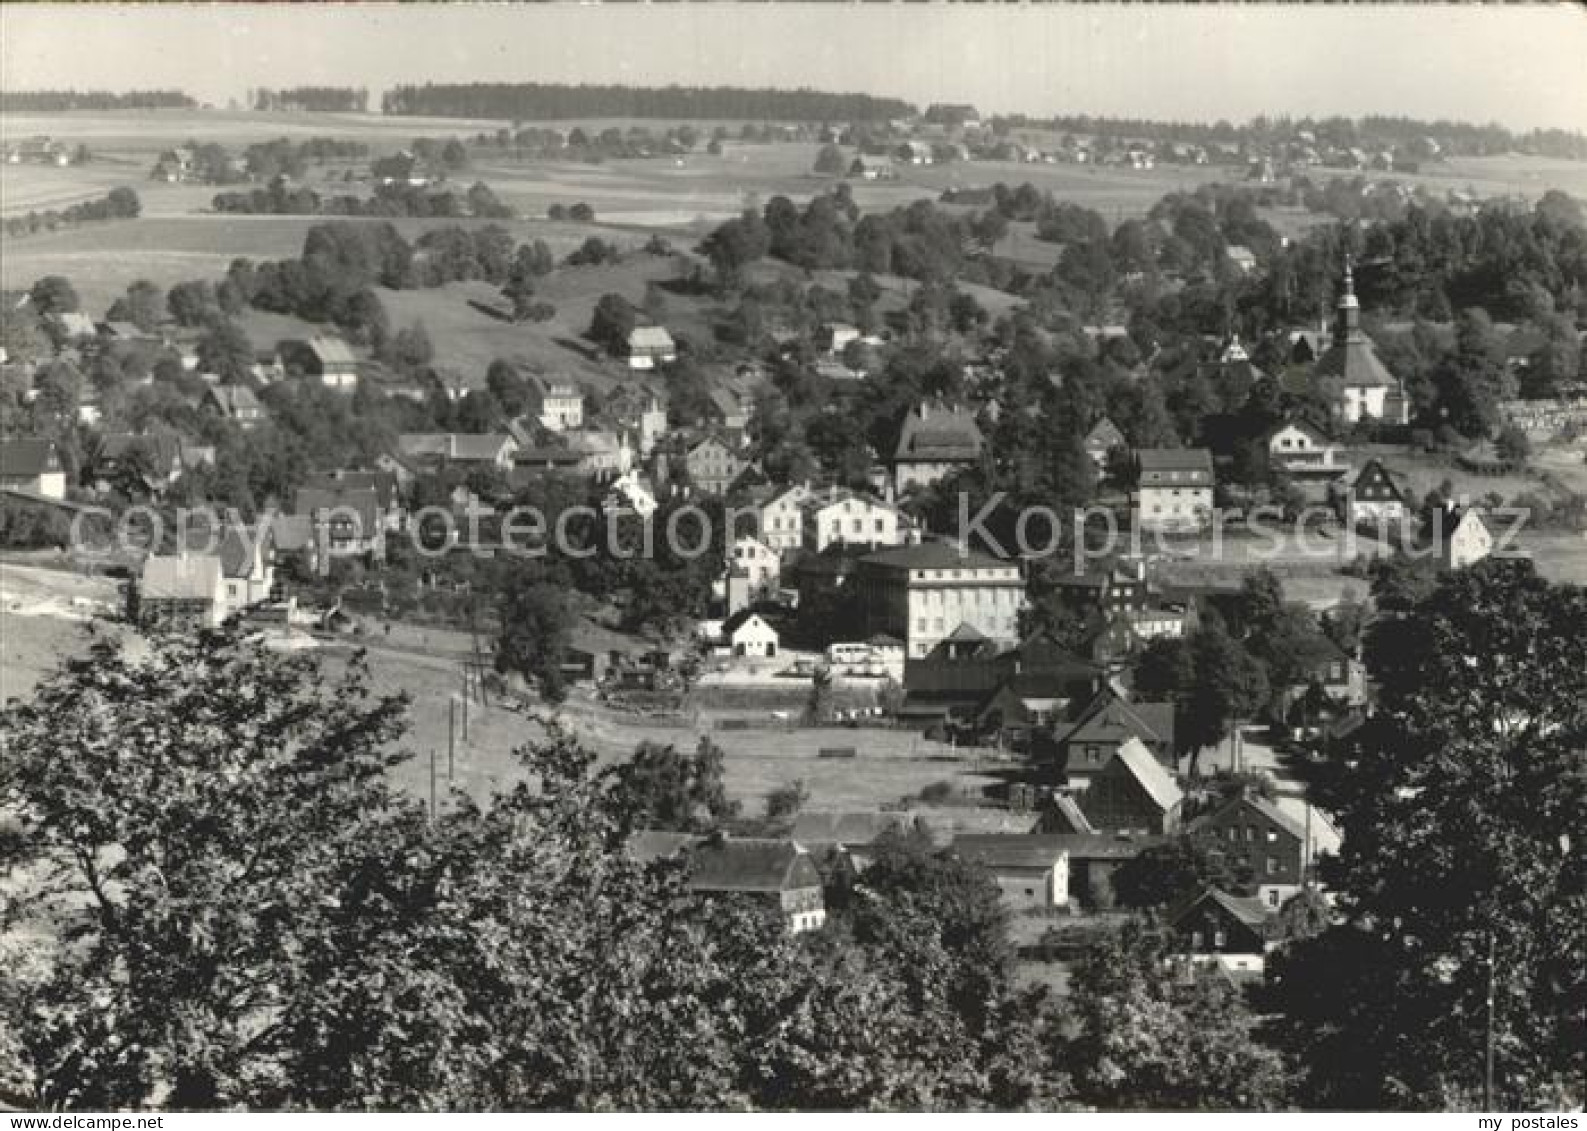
381, 82, 916, 122
0, 89, 196, 111
251, 86, 369, 113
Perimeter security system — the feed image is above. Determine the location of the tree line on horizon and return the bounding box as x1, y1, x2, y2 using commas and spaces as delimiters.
0, 90, 197, 112
379, 82, 917, 122
251, 86, 370, 113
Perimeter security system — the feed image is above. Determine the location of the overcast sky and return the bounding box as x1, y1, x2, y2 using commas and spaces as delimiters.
3, 3, 1584, 132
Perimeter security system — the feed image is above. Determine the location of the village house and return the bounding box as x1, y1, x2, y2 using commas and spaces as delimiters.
789, 812, 907, 875
1166, 888, 1274, 965
605, 385, 669, 455
1314, 262, 1410, 424
397, 433, 519, 471
525, 375, 585, 432
854, 541, 1026, 659
300, 469, 404, 528
625, 325, 677, 370
92, 432, 192, 496
705, 387, 750, 435
1265, 418, 1351, 486
134, 553, 227, 629
279, 335, 359, 391
722, 609, 780, 658
628, 834, 826, 933
1078, 738, 1184, 835
757, 483, 812, 551
1435, 505, 1494, 570
726, 534, 781, 605
564, 428, 632, 477
1133, 448, 1214, 533
293, 485, 387, 559
818, 322, 861, 356
1225, 245, 1258, 275
50, 312, 97, 343
1341, 457, 1408, 526
602, 468, 659, 518
0, 437, 67, 500
799, 486, 910, 553
201, 384, 266, 430
1084, 416, 1127, 474
1193, 791, 1344, 908
685, 434, 743, 496
848, 154, 896, 181
1057, 688, 1177, 790
951, 835, 1072, 910
891, 401, 984, 493
211, 523, 277, 612
687, 838, 826, 933
6, 136, 71, 166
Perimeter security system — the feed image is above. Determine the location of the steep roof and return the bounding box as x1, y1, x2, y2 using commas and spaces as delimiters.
302, 469, 400, 509
398, 433, 514, 462
860, 540, 1015, 573
205, 384, 261, 416
722, 609, 777, 638
627, 325, 676, 351
687, 838, 819, 893
1061, 692, 1174, 747
1137, 448, 1213, 474
1315, 332, 1399, 390
1167, 887, 1271, 931
304, 335, 357, 368
295, 486, 381, 532
1273, 798, 1344, 857
790, 812, 906, 848
627, 830, 701, 863
1265, 417, 1333, 447
97, 431, 183, 471
0, 436, 59, 478
139, 552, 223, 601
1107, 737, 1184, 813
1044, 794, 1098, 835
1084, 416, 1126, 450
952, 834, 1071, 870
894, 402, 983, 463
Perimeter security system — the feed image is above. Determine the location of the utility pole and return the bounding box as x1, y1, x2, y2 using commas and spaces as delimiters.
429, 748, 437, 820
1484, 929, 1496, 1110
448, 697, 457, 783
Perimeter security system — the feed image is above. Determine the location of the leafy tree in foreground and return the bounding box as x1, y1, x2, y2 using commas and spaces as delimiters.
0, 627, 1075, 1111
1269, 559, 1586, 1109
1112, 835, 1244, 910
494, 573, 572, 702
1064, 922, 1287, 1110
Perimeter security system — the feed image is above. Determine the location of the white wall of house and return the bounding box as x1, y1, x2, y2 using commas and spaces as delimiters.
729, 615, 779, 658
1134, 486, 1212, 532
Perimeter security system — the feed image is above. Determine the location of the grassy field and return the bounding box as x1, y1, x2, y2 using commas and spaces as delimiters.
0, 563, 997, 815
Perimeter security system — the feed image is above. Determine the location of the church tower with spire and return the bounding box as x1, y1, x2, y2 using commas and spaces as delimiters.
1313, 257, 1408, 425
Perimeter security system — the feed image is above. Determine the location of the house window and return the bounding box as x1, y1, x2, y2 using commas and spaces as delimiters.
1268, 890, 1280, 907
1213, 930, 1226, 948
1190, 930, 1203, 949
1266, 829, 1279, 843
1266, 858, 1280, 875
1227, 827, 1239, 842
